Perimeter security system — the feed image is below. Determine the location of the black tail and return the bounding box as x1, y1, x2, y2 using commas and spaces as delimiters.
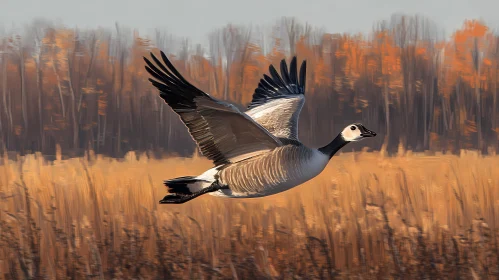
160, 181, 227, 204
164, 176, 205, 195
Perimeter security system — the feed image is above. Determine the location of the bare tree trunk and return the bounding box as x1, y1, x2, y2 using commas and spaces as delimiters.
493, 38, 499, 151
426, 75, 436, 150
426, 47, 438, 150
114, 23, 125, 156
7, 90, 12, 138
159, 102, 164, 146
222, 26, 236, 100
129, 77, 136, 146
77, 30, 98, 149
423, 74, 428, 150
51, 57, 66, 118
96, 114, 100, 153
153, 91, 160, 148
0, 43, 4, 145
473, 38, 483, 152
106, 51, 116, 152
383, 79, 390, 150
67, 53, 79, 150
238, 29, 252, 103
0, 90, 2, 149
284, 17, 301, 56
80, 31, 98, 112
494, 63, 498, 151
116, 50, 125, 156
35, 58, 44, 152
442, 93, 450, 133
423, 48, 435, 150
287, 17, 295, 55
2, 51, 10, 136
476, 70, 482, 152
102, 114, 107, 148
209, 30, 222, 97
224, 66, 230, 100
209, 58, 220, 97
380, 38, 390, 151
167, 110, 172, 151
19, 48, 28, 134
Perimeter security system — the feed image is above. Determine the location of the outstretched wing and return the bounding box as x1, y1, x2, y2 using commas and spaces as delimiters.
245, 57, 306, 140
144, 51, 282, 166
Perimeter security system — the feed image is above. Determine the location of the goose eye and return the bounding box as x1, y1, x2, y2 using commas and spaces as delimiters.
350, 126, 356, 131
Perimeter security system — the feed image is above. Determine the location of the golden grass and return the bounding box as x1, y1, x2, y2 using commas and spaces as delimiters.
1, 149, 499, 279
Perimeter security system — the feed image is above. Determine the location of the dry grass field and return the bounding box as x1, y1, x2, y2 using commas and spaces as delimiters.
1, 149, 499, 279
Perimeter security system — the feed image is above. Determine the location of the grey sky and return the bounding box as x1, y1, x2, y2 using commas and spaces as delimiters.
1, 0, 497, 44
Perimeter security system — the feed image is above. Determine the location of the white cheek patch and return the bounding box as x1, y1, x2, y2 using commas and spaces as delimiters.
342, 130, 362, 142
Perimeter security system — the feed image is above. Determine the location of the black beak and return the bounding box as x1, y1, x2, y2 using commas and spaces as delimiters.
359, 125, 377, 137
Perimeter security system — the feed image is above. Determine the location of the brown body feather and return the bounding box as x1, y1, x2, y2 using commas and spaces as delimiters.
215, 143, 327, 197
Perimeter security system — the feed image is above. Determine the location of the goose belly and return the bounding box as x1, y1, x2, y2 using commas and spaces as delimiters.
211, 148, 328, 198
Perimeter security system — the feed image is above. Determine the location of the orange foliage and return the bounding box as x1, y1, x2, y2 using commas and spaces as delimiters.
0, 18, 497, 155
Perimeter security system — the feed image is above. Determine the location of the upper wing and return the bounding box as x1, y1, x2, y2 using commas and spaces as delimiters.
144, 51, 282, 166
245, 57, 307, 140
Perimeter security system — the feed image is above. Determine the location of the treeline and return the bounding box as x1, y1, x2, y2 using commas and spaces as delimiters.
0, 15, 498, 158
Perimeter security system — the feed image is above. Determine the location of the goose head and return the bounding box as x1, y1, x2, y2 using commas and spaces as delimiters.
341, 123, 376, 142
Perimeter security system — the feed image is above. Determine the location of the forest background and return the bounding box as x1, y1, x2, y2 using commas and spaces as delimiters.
0, 15, 497, 158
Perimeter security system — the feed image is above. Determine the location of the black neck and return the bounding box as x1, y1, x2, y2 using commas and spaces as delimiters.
318, 133, 349, 159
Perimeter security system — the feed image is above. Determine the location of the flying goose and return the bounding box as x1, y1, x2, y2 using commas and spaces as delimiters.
144, 51, 376, 204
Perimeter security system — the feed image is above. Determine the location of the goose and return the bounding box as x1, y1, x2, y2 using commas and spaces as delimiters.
144, 51, 376, 204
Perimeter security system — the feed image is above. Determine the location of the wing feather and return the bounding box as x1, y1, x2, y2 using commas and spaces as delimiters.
246, 57, 307, 140
144, 51, 282, 166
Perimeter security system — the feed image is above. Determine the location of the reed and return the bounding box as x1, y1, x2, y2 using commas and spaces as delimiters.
0, 149, 498, 279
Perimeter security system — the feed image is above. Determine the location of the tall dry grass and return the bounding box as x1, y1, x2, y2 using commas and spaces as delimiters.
1, 149, 499, 279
